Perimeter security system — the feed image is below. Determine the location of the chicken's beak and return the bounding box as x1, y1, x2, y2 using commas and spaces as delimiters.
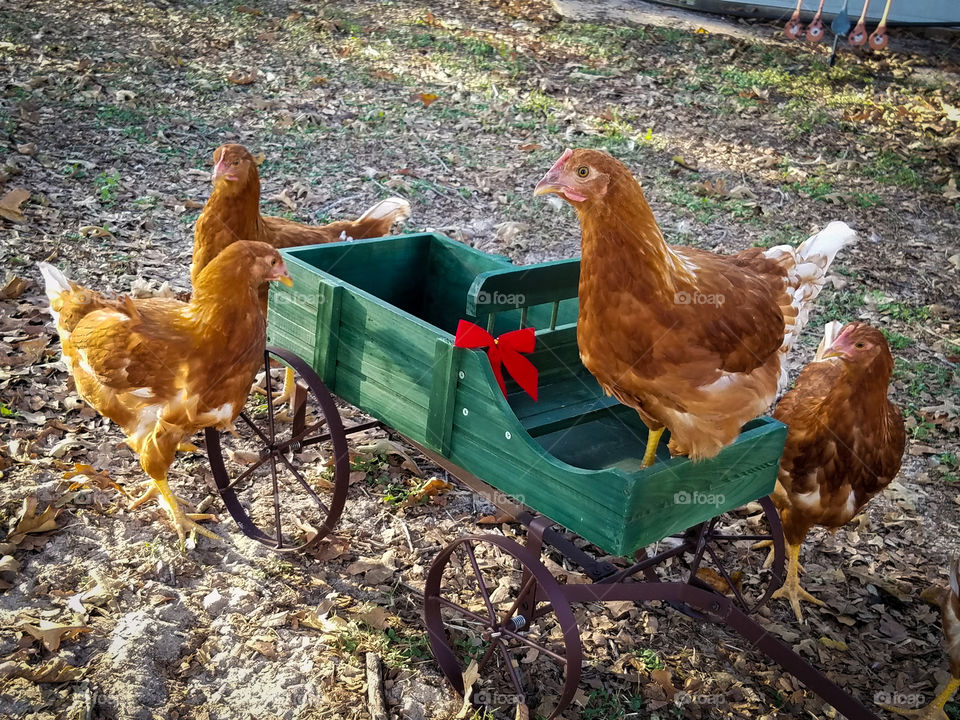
212, 155, 238, 183
268, 262, 294, 287
534, 148, 573, 197
533, 173, 564, 197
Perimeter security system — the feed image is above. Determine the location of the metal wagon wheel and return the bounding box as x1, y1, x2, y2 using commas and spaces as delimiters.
205, 346, 350, 552
424, 535, 582, 720
641, 496, 786, 616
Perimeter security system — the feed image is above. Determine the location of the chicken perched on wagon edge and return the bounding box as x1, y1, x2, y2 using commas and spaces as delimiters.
191, 143, 411, 404
534, 148, 856, 467
40, 241, 292, 546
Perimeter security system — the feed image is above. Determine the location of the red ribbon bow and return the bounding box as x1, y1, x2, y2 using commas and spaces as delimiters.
454, 320, 538, 402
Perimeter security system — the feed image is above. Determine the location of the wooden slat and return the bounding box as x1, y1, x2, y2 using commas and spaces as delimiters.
425, 339, 458, 455
467, 259, 580, 315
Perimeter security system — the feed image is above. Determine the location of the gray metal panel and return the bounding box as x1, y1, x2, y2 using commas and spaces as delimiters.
648, 0, 960, 25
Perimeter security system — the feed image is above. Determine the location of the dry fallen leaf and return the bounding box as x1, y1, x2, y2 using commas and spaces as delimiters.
0, 188, 30, 223
228, 69, 257, 85
417, 92, 439, 107
352, 604, 392, 630
19, 619, 92, 652
401, 477, 452, 506
0, 275, 29, 299
455, 660, 481, 718
8, 496, 60, 546
943, 177, 960, 200
0, 658, 84, 682
355, 440, 421, 476
63, 463, 128, 497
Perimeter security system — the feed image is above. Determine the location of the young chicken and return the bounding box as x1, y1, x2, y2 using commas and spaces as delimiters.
770, 322, 905, 621
40, 241, 292, 545
192, 143, 410, 405
191, 143, 411, 287
879, 558, 960, 719
534, 148, 855, 466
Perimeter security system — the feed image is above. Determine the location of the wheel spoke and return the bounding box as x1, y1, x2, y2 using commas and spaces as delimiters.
462, 543, 499, 625
271, 446, 330, 517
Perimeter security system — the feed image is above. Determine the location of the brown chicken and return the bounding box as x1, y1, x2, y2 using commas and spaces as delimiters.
191, 143, 411, 287
770, 321, 905, 621
879, 558, 960, 719
534, 148, 855, 467
40, 241, 292, 545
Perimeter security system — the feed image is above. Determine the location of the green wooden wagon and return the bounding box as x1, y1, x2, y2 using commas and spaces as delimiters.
204, 232, 883, 720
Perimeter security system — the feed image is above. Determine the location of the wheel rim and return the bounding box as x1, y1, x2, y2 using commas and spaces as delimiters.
424, 535, 582, 720
647, 496, 785, 617
206, 347, 350, 552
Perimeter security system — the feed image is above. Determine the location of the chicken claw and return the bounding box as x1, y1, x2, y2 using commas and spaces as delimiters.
772, 542, 825, 622
877, 678, 960, 720
131, 478, 220, 546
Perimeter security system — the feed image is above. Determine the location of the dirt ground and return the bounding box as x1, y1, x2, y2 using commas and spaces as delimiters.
1, 0, 959, 719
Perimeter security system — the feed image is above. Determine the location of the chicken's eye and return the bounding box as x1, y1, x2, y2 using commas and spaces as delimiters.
854, 342, 865, 349
270, 258, 277, 266
232, 159, 240, 166
577, 166, 589, 178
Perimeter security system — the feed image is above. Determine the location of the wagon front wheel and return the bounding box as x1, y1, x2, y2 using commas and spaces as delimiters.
424, 535, 582, 720
205, 347, 350, 552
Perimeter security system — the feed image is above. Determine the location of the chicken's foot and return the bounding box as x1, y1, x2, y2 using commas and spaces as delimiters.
771, 542, 824, 621
877, 677, 960, 720
752, 538, 804, 572
253, 365, 297, 420
131, 479, 220, 545
641, 426, 665, 469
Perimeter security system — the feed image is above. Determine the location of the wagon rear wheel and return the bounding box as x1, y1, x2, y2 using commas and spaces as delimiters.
205, 347, 349, 552
424, 535, 582, 720
643, 496, 785, 616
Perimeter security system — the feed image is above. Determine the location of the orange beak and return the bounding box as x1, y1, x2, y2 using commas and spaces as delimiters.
820, 324, 857, 359
268, 261, 293, 287
212, 154, 238, 183
533, 148, 586, 202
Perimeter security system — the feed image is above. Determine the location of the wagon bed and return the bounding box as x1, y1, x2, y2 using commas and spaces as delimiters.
266, 232, 787, 557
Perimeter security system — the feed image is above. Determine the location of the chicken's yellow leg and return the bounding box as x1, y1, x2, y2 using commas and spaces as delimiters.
771, 542, 825, 622
877, 677, 960, 719
254, 365, 297, 418
130, 477, 220, 544
150, 476, 220, 544
641, 427, 665, 469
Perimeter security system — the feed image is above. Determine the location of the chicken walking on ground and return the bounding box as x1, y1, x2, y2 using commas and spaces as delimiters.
878, 558, 960, 719
40, 241, 293, 546
191, 143, 411, 405
534, 148, 855, 467
770, 321, 905, 621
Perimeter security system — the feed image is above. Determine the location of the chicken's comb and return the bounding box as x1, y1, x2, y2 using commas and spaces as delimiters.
547, 148, 574, 175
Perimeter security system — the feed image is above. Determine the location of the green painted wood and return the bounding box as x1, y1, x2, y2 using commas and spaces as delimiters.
315, 284, 342, 387
467, 259, 580, 315
269, 232, 788, 557
425, 339, 458, 455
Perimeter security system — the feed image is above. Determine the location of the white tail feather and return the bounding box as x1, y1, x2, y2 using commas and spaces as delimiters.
359, 196, 411, 224
814, 321, 844, 361
38, 262, 71, 302
765, 221, 856, 391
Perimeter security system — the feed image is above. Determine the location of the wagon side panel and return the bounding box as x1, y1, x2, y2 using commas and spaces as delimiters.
621, 420, 787, 554
448, 350, 632, 555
